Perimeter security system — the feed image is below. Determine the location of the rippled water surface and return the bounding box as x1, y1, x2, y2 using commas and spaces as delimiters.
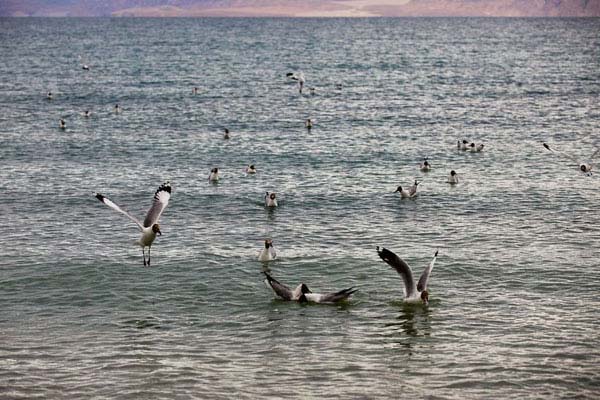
1, 17, 600, 399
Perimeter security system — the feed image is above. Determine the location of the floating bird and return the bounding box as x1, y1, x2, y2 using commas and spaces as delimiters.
265, 192, 278, 207
258, 239, 277, 262
395, 180, 419, 199
543, 142, 599, 176
305, 118, 313, 131
469, 143, 484, 152
79, 55, 90, 70
457, 140, 469, 151
376, 247, 438, 305
114, 104, 121, 114
223, 128, 230, 139
286, 71, 305, 93
94, 182, 172, 266
208, 168, 220, 182
309, 87, 316, 95
448, 170, 459, 184
420, 159, 431, 172
83, 110, 91, 118
264, 272, 357, 304
59, 119, 66, 130
192, 87, 199, 94
47, 91, 53, 100
245, 165, 257, 174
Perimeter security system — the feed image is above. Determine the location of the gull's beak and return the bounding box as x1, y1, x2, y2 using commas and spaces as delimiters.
157, 229, 162, 236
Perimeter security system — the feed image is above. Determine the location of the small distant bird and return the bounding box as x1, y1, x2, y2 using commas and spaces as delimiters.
448, 170, 459, 184
420, 159, 431, 172
223, 128, 230, 139
458, 140, 469, 151
264, 272, 357, 304
305, 118, 313, 131
114, 104, 121, 114
208, 168, 219, 182
192, 87, 199, 94
79, 55, 90, 70
245, 165, 257, 174
258, 239, 277, 262
543, 142, 599, 176
83, 110, 91, 118
265, 192, 278, 207
395, 180, 419, 199
469, 143, 484, 152
309, 87, 316, 95
94, 182, 172, 266
59, 119, 66, 130
286, 71, 305, 93
376, 246, 438, 305
47, 92, 53, 100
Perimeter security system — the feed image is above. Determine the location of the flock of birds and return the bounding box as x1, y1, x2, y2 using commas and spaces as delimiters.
51, 65, 598, 306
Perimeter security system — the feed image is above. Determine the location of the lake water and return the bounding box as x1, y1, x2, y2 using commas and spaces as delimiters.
1, 17, 599, 399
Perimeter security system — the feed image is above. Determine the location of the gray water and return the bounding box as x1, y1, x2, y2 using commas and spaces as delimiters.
1, 17, 599, 399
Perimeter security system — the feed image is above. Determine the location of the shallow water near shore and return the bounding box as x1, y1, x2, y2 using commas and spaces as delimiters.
1, 17, 599, 398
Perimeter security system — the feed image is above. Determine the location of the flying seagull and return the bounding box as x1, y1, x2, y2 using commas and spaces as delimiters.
94, 182, 172, 266
543, 142, 599, 176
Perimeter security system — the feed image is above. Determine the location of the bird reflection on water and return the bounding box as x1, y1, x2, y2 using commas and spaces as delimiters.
385, 302, 433, 339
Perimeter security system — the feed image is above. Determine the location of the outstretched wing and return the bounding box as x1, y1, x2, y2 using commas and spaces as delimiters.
417, 250, 438, 292
264, 272, 293, 301
409, 181, 419, 197
308, 287, 358, 304
543, 142, 580, 165
377, 246, 416, 298
95, 193, 143, 231
143, 182, 171, 228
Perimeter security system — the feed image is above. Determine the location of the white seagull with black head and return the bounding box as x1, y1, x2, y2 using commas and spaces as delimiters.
95, 182, 172, 266
264, 272, 357, 304
376, 247, 438, 305
258, 239, 277, 262
543, 142, 599, 176
395, 180, 419, 199
264, 192, 278, 207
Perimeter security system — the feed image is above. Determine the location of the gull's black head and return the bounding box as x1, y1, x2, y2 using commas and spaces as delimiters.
421, 290, 429, 305
300, 283, 311, 294
395, 186, 402, 193
152, 224, 162, 236
450, 170, 456, 176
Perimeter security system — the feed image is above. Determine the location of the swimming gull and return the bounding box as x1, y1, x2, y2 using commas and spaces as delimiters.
376, 246, 438, 305
264, 272, 357, 304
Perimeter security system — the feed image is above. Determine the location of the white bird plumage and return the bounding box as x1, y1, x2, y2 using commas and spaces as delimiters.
286, 71, 306, 93
208, 168, 220, 182
264, 272, 357, 304
543, 142, 599, 176
395, 180, 419, 199
258, 239, 277, 262
94, 182, 172, 266
265, 192, 278, 207
448, 170, 459, 184
377, 247, 438, 305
